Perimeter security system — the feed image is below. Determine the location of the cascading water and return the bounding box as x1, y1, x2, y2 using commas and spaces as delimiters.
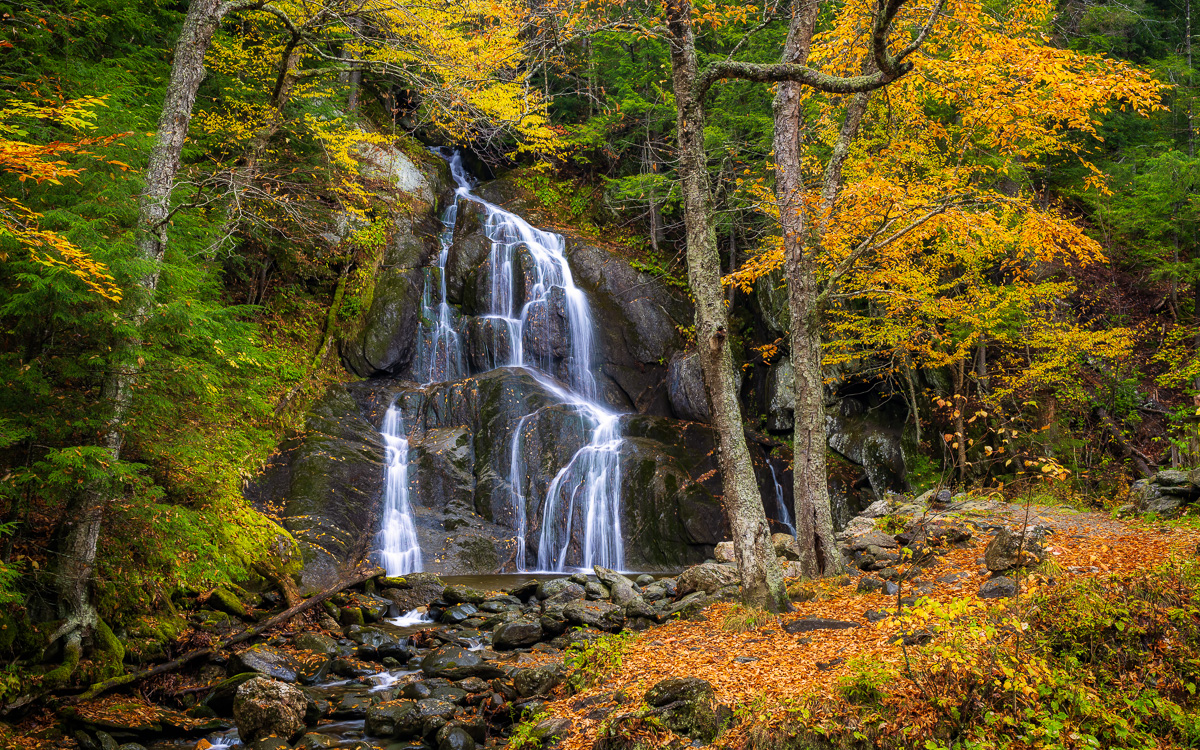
378, 405, 423, 575
768, 463, 796, 536
447, 151, 624, 572
415, 198, 466, 384
375, 149, 625, 573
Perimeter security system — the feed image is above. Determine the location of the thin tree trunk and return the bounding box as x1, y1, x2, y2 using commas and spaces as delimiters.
953, 358, 968, 483
54, 0, 241, 660
665, 0, 787, 611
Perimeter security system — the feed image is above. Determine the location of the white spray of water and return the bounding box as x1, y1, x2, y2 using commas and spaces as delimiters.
378, 406, 423, 575
768, 463, 796, 536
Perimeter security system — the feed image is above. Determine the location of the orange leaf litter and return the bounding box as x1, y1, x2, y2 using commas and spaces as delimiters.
552, 513, 1200, 750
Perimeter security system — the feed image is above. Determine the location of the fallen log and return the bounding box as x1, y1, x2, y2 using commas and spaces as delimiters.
66, 565, 382, 704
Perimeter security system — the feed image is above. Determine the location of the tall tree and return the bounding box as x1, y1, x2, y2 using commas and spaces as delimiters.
657, 0, 937, 606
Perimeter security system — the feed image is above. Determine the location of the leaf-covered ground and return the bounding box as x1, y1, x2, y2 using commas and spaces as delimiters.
549, 506, 1200, 750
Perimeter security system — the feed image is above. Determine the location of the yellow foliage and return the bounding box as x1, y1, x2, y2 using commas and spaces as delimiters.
724, 0, 1161, 399
0, 96, 121, 301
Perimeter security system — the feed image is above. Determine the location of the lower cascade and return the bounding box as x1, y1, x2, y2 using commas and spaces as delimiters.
375, 149, 626, 572
377, 404, 422, 575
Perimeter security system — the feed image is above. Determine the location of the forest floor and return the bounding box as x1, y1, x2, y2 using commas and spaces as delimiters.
545, 502, 1200, 750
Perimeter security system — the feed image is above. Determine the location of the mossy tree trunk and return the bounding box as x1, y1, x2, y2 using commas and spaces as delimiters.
53, 0, 258, 673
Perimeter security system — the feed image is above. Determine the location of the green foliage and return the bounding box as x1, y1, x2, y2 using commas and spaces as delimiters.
836, 657, 895, 706
508, 708, 549, 750
565, 630, 635, 692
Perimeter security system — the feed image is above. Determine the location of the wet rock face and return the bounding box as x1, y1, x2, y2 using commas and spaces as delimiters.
233, 677, 307, 744
826, 395, 908, 501
245, 383, 384, 594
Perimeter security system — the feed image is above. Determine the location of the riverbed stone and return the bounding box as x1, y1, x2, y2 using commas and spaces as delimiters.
232, 646, 304, 683
294, 633, 339, 656
513, 663, 566, 697
438, 725, 477, 750
492, 618, 544, 650
233, 677, 307, 744
593, 566, 639, 605
422, 645, 506, 680
563, 600, 626, 631
444, 584, 487, 605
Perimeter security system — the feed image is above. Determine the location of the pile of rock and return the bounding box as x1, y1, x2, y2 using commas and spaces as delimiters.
1128, 470, 1200, 515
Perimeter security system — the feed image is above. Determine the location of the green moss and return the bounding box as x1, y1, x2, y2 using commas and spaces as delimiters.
210, 587, 248, 618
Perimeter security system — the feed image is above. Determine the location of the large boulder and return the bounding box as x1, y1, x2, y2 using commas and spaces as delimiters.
676, 563, 739, 596
233, 677, 307, 744
643, 678, 731, 744
984, 527, 1047, 572
492, 618, 544, 650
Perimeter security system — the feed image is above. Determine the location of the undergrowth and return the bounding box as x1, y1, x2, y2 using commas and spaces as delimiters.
751, 562, 1200, 750
565, 630, 635, 692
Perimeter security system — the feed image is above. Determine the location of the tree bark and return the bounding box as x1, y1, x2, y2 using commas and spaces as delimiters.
772, 0, 845, 576
54, 0, 244, 659
665, 0, 788, 611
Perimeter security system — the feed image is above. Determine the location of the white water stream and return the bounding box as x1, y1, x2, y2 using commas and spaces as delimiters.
768, 463, 796, 536
374, 150, 625, 574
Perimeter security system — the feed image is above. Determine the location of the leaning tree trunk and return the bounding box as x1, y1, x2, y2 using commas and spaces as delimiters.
772, 0, 844, 576
54, 0, 236, 666
665, 0, 788, 611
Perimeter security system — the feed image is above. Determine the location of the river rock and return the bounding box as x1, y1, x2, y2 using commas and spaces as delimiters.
366, 700, 420, 737
979, 577, 1017, 599
294, 633, 339, 656
233, 677, 307, 744
232, 646, 304, 683
537, 579, 585, 602
492, 618, 544, 650
676, 563, 739, 595
593, 566, 639, 605
422, 645, 505, 680
438, 725, 477, 750
513, 663, 566, 697
563, 600, 626, 631
984, 527, 1047, 572
416, 698, 459, 738
442, 604, 479, 624
643, 678, 730, 744
444, 584, 487, 605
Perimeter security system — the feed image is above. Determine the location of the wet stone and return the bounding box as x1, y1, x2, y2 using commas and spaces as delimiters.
441, 604, 479, 624
438, 726, 476, 750
443, 585, 487, 605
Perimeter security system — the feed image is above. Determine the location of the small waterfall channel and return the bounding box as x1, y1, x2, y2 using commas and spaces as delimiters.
375, 150, 624, 574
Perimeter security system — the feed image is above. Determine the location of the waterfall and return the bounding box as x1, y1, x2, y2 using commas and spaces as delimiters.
415, 199, 466, 384
375, 149, 625, 573
378, 405, 423, 575
768, 463, 796, 536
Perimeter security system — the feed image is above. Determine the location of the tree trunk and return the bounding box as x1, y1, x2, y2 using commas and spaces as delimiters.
54, 0, 235, 659
772, 0, 843, 576
953, 358, 968, 483
665, 0, 788, 611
